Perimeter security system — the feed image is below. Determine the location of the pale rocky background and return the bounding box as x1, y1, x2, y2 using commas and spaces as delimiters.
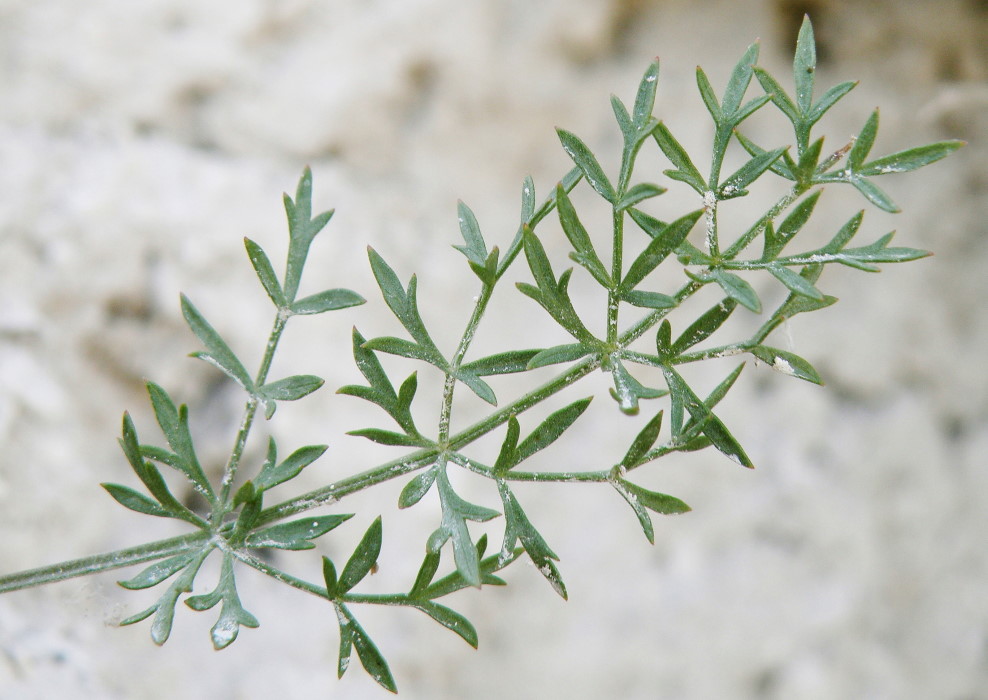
0, 0, 986, 698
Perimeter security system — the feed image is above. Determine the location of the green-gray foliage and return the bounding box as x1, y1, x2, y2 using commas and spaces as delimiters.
0, 17, 961, 693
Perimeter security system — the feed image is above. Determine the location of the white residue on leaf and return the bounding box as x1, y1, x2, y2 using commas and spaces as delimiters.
212, 620, 238, 648
334, 606, 349, 627
772, 356, 796, 376
721, 185, 738, 196
725, 451, 745, 466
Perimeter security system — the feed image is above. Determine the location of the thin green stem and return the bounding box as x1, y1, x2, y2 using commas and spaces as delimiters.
704, 193, 720, 258
439, 284, 494, 444
216, 311, 289, 512
233, 549, 329, 598
608, 208, 623, 344
722, 183, 809, 259
0, 531, 210, 594
449, 452, 608, 483
256, 448, 440, 526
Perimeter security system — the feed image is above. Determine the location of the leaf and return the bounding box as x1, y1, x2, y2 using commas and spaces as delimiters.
556, 128, 616, 203
453, 200, 488, 266
497, 482, 566, 598
695, 66, 722, 121
710, 269, 762, 313
753, 66, 799, 123
283, 168, 335, 303
515, 397, 593, 465
367, 248, 439, 350
851, 176, 899, 213
519, 228, 597, 344
144, 383, 215, 502
254, 443, 327, 493
771, 266, 838, 323
767, 265, 824, 301
260, 375, 324, 402
527, 343, 594, 369
322, 557, 338, 598
334, 604, 397, 693
102, 483, 173, 518
408, 601, 479, 648
764, 190, 822, 259
621, 290, 677, 309
520, 176, 536, 224
557, 185, 610, 286
750, 346, 823, 384
793, 15, 816, 113
850, 139, 961, 179
120, 549, 210, 645
118, 412, 206, 524
670, 298, 737, 355
622, 209, 703, 292
848, 110, 879, 169
118, 551, 202, 591
611, 478, 691, 544
722, 42, 760, 117
627, 207, 668, 240
621, 409, 664, 468
718, 147, 788, 198
611, 95, 633, 141
617, 182, 666, 211
734, 130, 795, 180
398, 467, 438, 509
184, 553, 259, 650
805, 78, 855, 124
290, 289, 365, 315
346, 428, 431, 447
632, 60, 660, 128
461, 349, 542, 376
662, 367, 754, 468
653, 123, 706, 194
430, 471, 501, 588
362, 336, 446, 368
409, 549, 442, 598
337, 517, 383, 595
246, 514, 353, 551
623, 480, 691, 515
244, 238, 286, 307
180, 295, 254, 392
339, 328, 396, 406
493, 416, 521, 473
655, 319, 672, 356
456, 370, 498, 406
608, 358, 665, 415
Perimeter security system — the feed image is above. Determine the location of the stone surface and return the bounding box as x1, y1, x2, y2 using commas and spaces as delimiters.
1, 0, 986, 698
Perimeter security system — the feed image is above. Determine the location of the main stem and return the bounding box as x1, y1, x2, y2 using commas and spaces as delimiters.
0, 531, 210, 594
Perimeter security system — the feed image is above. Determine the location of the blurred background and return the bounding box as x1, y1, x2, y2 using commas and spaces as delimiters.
0, 0, 985, 698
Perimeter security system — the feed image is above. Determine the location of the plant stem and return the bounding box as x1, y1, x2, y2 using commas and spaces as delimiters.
439, 283, 494, 444
449, 452, 609, 483
0, 531, 210, 594
608, 208, 623, 344
216, 311, 289, 514
722, 183, 808, 259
